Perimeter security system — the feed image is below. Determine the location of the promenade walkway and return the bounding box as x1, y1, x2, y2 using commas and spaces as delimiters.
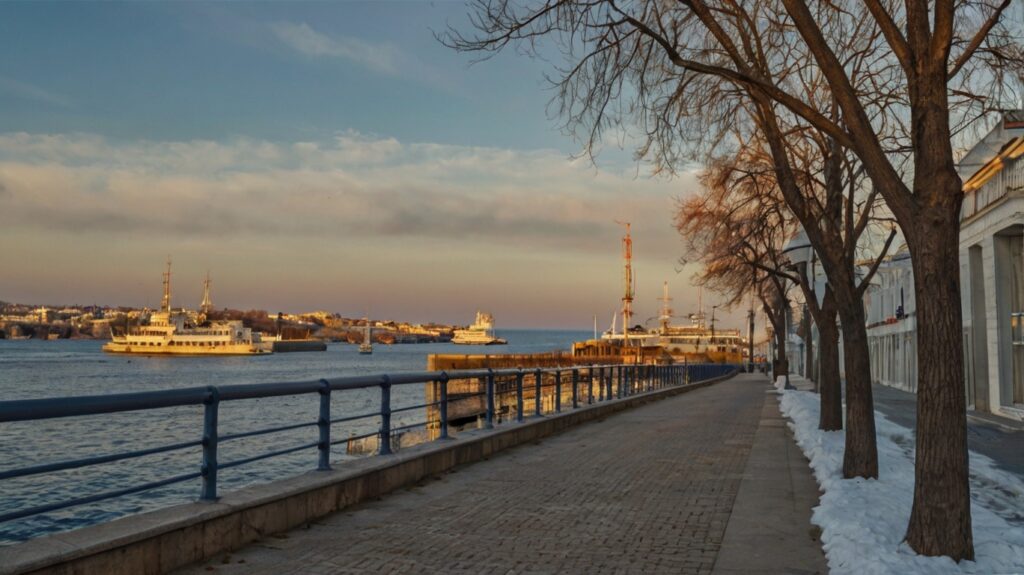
179, 374, 826, 574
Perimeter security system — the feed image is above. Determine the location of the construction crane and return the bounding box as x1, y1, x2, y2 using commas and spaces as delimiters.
615, 220, 634, 345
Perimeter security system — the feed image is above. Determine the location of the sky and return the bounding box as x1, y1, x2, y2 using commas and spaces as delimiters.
0, 1, 734, 329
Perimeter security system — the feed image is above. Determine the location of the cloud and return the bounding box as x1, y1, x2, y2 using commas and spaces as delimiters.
0, 131, 695, 260
271, 22, 401, 75
0, 75, 73, 108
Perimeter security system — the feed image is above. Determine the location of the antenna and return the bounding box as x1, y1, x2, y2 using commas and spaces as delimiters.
614, 220, 633, 345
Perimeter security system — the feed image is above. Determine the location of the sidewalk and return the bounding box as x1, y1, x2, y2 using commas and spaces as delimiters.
712, 378, 825, 575
177, 373, 826, 574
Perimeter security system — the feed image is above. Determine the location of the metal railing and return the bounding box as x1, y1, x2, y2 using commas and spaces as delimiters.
0, 363, 736, 528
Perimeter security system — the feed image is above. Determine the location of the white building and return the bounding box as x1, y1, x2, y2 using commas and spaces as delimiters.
958, 111, 1024, 417
864, 247, 918, 392
864, 111, 1024, 419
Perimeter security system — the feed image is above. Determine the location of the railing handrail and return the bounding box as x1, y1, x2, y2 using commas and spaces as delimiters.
0, 365, 651, 422
0, 362, 737, 536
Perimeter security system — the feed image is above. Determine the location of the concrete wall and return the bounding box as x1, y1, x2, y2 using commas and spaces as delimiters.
2, 371, 736, 575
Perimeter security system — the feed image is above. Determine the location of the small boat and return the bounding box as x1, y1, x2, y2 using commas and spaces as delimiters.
358, 320, 373, 355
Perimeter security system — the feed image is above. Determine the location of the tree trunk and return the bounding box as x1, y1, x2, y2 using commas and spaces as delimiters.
903, 208, 973, 560
805, 310, 814, 383
772, 324, 789, 385
836, 294, 878, 479
817, 303, 842, 431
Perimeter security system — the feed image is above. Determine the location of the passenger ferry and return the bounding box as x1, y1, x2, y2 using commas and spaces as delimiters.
452, 311, 507, 345
102, 261, 270, 356
600, 283, 747, 363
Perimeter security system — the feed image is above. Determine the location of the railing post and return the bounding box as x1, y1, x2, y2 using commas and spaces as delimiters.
516, 368, 525, 422
439, 372, 450, 440
606, 366, 613, 399
588, 366, 595, 404
534, 368, 543, 416
571, 368, 579, 409
555, 370, 562, 413
200, 386, 219, 501
617, 365, 624, 398
318, 379, 331, 471
485, 369, 495, 429
379, 375, 393, 456
598, 366, 605, 402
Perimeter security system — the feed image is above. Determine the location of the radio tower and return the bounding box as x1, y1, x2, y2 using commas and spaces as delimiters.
161, 256, 172, 313
615, 221, 634, 344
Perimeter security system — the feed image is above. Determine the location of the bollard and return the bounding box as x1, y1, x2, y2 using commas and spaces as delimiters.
485, 369, 495, 429
200, 386, 219, 501
379, 375, 393, 456
516, 369, 525, 422
439, 372, 450, 440
317, 379, 331, 471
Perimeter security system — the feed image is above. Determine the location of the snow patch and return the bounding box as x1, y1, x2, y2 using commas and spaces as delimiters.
779, 390, 1024, 574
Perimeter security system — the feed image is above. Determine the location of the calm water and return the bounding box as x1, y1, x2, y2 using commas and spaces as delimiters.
0, 330, 589, 545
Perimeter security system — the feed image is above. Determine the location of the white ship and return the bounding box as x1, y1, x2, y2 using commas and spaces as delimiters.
452, 311, 507, 345
600, 282, 746, 363
102, 261, 270, 356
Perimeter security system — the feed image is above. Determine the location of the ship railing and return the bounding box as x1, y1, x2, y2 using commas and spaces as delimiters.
0, 362, 738, 533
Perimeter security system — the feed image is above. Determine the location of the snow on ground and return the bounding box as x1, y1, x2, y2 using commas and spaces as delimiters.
779, 390, 1024, 574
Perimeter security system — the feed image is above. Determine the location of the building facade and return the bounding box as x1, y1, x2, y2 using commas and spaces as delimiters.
865, 112, 1024, 420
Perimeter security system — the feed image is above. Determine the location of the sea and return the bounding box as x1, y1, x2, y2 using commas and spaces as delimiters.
0, 330, 590, 545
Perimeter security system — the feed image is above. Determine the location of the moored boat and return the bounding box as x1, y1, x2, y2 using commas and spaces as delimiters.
359, 320, 373, 354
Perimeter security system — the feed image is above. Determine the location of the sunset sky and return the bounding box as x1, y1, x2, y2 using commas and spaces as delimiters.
0, 2, 743, 329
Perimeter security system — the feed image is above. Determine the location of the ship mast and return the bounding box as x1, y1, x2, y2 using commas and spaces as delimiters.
615, 221, 633, 344
697, 286, 705, 329
161, 257, 172, 313
200, 272, 213, 315
658, 281, 673, 335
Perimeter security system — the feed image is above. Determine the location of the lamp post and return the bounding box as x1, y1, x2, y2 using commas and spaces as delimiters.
782, 229, 816, 392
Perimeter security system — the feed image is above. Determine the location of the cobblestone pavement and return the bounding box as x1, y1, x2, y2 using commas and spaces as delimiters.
179, 377, 767, 575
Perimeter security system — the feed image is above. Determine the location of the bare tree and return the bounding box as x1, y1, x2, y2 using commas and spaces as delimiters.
445, 0, 1021, 559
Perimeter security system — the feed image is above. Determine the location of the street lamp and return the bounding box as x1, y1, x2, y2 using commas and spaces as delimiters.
781, 229, 815, 391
